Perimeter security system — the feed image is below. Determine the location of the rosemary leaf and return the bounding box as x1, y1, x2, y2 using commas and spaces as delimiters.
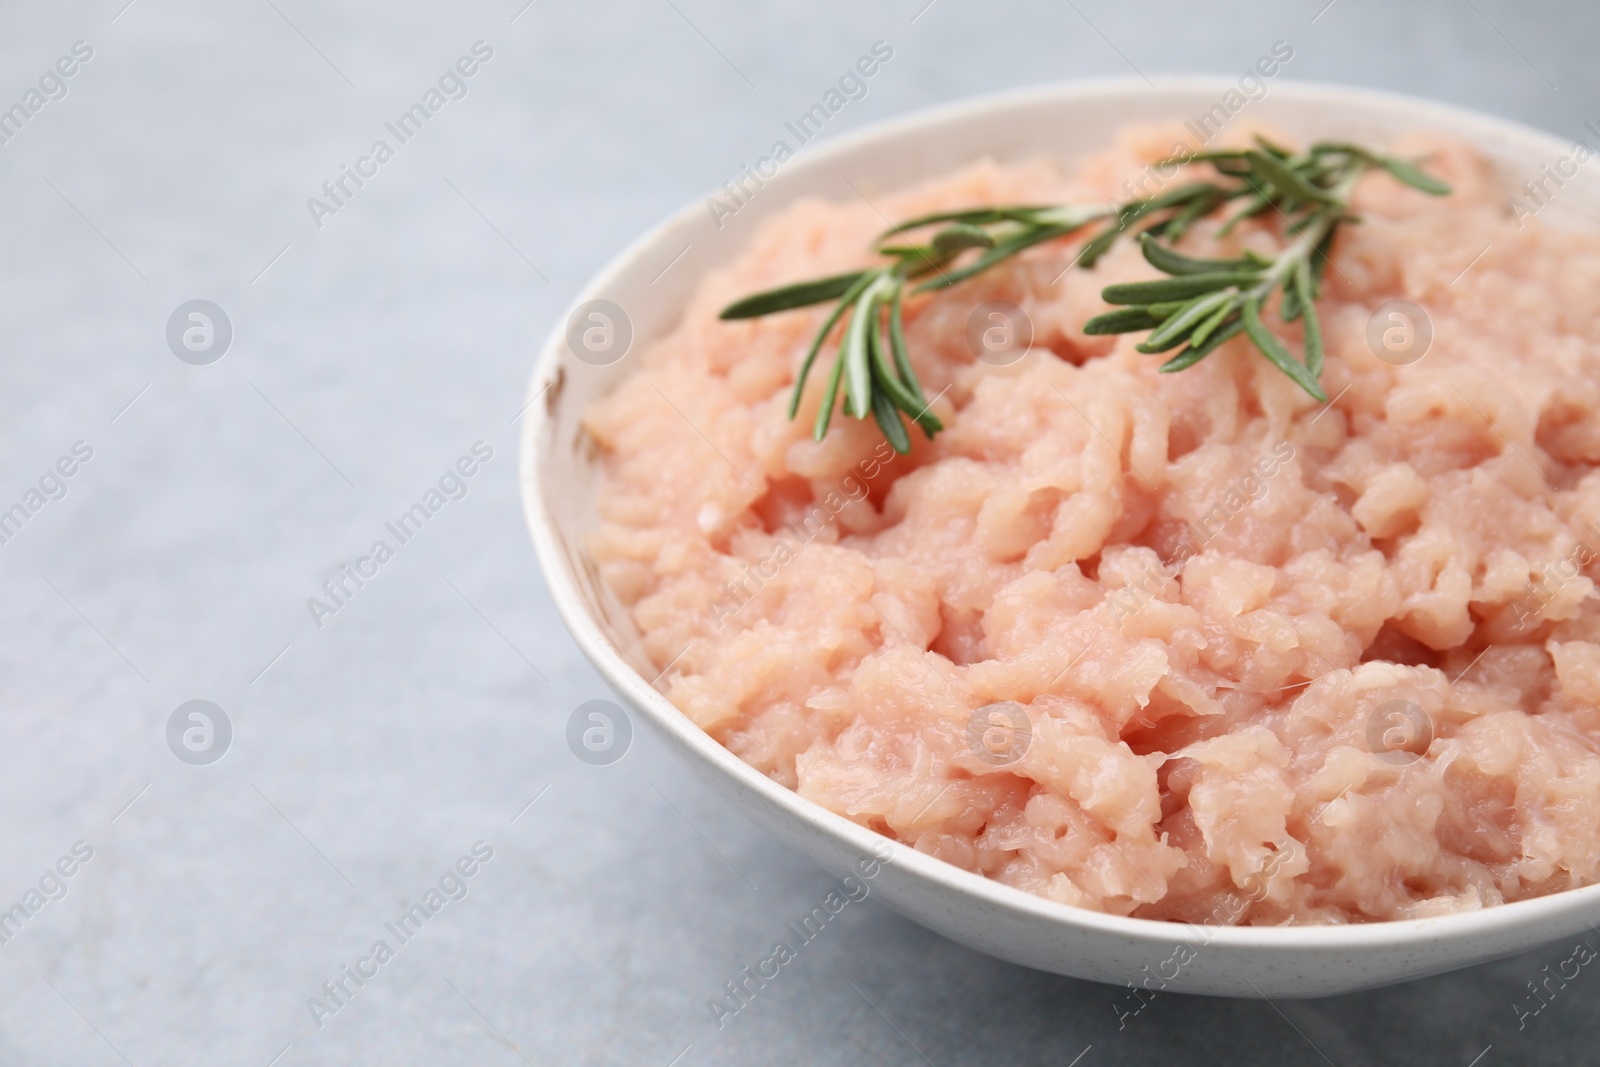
812, 341, 847, 440
887, 289, 942, 437
1101, 271, 1259, 306
1174, 149, 1251, 164
1253, 134, 1294, 160
932, 223, 997, 255
880, 206, 1056, 236
1280, 279, 1303, 323
1241, 298, 1326, 401
1159, 188, 1226, 243
1309, 142, 1371, 160
721, 271, 869, 319
1138, 232, 1259, 275
1160, 315, 1245, 372
842, 286, 879, 419
1381, 156, 1452, 196
1075, 225, 1124, 269
1143, 301, 1190, 319
870, 382, 912, 454
1189, 295, 1239, 348
1082, 307, 1166, 335
887, 385, 943, 434
1302, 298, 1324, 379
1309, 228, 1335, 296
916, 222, 1074, 291
1137, 289, 1237, 353
868, 304, 930, 416
866, 321, 914, 453
1135, 180, 1231, 212
1245, 149, 1337, 206
787, 271, 876, 418
887, 287, 921, 401
1296, 259, 1324, 376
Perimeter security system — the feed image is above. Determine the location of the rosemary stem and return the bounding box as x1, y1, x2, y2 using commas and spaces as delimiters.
1248, 164, 1363, 303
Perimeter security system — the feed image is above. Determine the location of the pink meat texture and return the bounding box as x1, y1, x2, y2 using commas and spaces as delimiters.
582, 124, 1600, 924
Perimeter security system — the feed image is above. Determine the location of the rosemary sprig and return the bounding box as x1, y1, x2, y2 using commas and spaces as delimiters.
719, 187, 1226, 452
1083, 142, 1447, 401
720, 203, 1111, 449
720, 138, 1449, 449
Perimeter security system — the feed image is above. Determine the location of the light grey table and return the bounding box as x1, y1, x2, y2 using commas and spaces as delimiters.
0, 1, 1593, 1064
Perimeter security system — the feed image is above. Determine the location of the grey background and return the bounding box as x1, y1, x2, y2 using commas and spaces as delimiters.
0, 0, 1592, 1064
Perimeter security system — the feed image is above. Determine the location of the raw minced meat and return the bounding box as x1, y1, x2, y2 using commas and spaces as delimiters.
583, 123, 1600, 924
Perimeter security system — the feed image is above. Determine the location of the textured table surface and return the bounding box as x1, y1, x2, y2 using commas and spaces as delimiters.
0, 1, 1596, 1064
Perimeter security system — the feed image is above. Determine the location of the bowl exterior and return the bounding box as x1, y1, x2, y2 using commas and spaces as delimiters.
522, 78, 1600, 997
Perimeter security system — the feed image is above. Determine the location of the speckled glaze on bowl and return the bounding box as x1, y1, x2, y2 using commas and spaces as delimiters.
520, 78, 1600, 997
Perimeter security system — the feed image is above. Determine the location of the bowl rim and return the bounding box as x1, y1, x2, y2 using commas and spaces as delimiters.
522, 74, 1600, 953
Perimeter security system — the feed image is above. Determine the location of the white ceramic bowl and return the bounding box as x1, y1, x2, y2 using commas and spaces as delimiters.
521, 77, 1600, 997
